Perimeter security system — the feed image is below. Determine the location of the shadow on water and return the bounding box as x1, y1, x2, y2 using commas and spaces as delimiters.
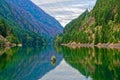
61, 46, 120, 80
0, 46, 63, 80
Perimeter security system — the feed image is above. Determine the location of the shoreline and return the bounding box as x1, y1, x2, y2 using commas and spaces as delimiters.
0, 47, 11, 56
61, 42, 120, 49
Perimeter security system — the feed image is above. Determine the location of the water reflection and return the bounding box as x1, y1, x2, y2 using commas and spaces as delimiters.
40, 59, 91, 80
0, 46, 63, 80
1, 46, 120, 80
61, 47, 120, 80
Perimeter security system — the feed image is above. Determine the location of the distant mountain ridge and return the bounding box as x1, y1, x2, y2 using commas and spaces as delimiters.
0, 0, 63, 43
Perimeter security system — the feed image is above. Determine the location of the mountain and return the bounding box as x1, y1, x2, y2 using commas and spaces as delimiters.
60, 0, 120, 44
0, 0, 63, 43
0, 17, 45, 46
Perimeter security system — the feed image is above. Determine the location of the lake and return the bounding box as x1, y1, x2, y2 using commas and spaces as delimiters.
0, 46, 120, 80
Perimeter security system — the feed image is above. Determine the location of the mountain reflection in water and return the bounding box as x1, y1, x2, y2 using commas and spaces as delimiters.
0, 46, 120, 80
0, 46, 63, 80
61, 46, 120, 80
40, 59, 91, 80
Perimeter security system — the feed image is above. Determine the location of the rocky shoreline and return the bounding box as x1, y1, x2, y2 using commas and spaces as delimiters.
0, 35, 22, 47
61, 42, 120, 49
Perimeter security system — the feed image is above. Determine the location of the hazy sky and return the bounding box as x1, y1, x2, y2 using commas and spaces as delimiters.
31, 0, 97, 27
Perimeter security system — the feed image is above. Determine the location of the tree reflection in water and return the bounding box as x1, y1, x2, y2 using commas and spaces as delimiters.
61, 47, 120, 80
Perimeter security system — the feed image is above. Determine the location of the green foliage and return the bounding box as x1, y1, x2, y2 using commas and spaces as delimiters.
61, 47, 120, 80
0, 39, 5, 46
0, 19, 7, 37
60, 10, 90, 43
64, 10, 90, 33
0, 17, 46, 46
59, 0, 120, 44
54, 34, 63, 45
94, 29, 99, 44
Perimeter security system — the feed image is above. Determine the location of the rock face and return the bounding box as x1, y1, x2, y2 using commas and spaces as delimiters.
0, 0, 63, 42
0, 35, 11, 47
0, 35, 7, 42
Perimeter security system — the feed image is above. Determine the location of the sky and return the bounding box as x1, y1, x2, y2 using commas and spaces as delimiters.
31, 0, 97, 27
40, 59, 92, 80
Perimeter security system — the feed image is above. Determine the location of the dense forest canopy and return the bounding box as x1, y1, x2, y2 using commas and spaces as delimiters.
55, 0, 120, 44
0, 17, 46, 46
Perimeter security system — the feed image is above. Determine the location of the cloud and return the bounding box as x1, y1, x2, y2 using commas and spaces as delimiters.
31, 0, 72, 5
31, 0, 97, 26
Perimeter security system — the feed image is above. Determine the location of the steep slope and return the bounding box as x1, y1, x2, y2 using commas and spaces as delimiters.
61, 0, 120, 44
0, 0, 63, 42
0, 17, 45, 46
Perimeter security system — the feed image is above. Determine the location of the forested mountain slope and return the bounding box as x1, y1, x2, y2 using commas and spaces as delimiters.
0, 17, 45, 46
61, 0, 120, 44
0, 0, 63, 44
